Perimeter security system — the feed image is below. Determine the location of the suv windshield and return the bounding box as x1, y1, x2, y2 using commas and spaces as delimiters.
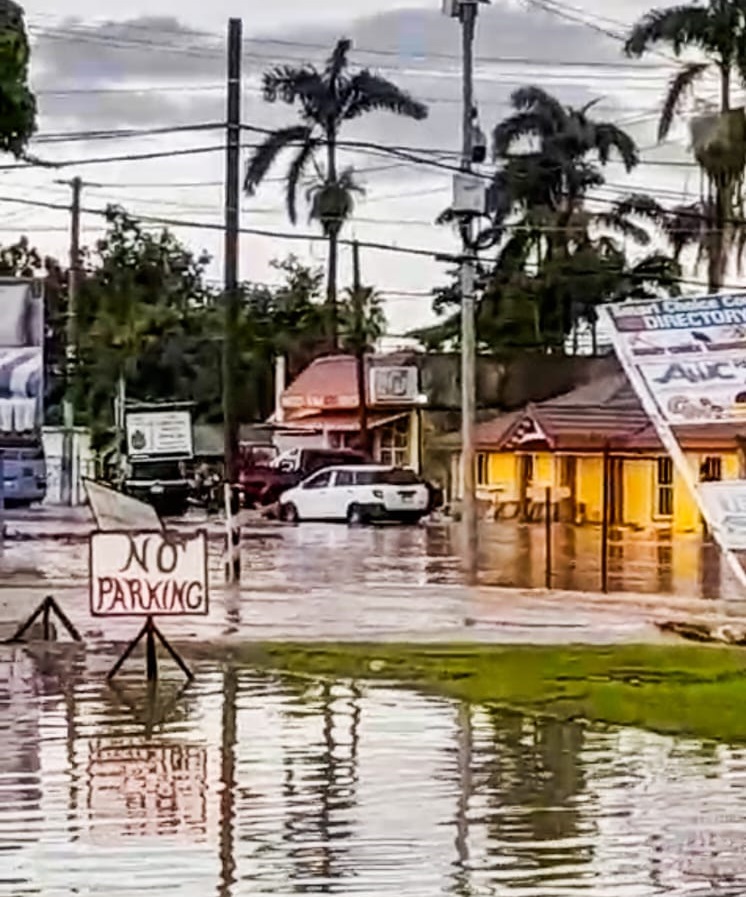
355, 468, 419, 486
130, 461, 184, 480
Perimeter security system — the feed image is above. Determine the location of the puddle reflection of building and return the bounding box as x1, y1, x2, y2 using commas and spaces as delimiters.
280, 680, 360, 893
0, 648, 42, 887
481, 710, 592, 887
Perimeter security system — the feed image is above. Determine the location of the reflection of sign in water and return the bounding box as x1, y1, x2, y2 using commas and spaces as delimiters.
89, 531, 208, 616
86, 742, 207, 840
369, 366, 418, 404
125, 410, 193, 458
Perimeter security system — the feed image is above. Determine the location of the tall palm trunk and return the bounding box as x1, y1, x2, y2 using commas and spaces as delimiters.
709, 65, 732, 293
326, 128, 339, 350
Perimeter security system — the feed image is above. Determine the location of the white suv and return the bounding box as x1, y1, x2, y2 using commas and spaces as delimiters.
279, 465, 430, 525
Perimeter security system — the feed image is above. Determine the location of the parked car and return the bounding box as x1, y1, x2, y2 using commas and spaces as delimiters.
279, 465, 430, 525
239, 447, 370, 508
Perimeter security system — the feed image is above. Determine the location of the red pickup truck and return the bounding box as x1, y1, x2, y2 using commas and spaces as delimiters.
237, 446, 369, 508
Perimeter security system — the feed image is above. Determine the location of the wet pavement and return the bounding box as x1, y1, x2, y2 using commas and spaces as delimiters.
3, 652, 746, 896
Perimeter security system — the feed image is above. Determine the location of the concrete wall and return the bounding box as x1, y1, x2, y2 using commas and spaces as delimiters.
42, 427, 95, 506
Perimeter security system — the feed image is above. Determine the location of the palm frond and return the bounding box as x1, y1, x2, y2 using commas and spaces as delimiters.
624, 6, 712, 57
612, 192, 668, 224
659, 61, 709, 141
593, 122, 639, 170
493, 112, 560, 158
595, 212, 651, 246
306, 167, 364, 233
342, 70, 428, 121
286, 136, 320, 224
244, 125, 311, 195
510, 86, 566, 125
325, 38, 352, 84
262, 65, 323, 106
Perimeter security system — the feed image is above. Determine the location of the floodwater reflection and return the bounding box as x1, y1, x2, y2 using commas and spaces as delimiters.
3, 651, 746, 895
0, 520, 737, 601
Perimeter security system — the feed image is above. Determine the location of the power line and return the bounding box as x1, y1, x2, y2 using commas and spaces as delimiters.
28, 16, 672, 70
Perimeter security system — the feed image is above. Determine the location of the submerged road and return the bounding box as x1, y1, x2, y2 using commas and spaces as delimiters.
0, 509, 744, 646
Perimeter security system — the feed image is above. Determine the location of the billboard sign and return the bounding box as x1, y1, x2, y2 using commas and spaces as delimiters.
369, 366, 418, 404
89, 530, 208, 616
125, 409, 193, 459
604, 293, 746, 425
599, 293, 746, 593
0, 280, 42, 433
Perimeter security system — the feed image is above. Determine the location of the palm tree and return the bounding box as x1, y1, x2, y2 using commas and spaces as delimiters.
625, 0, 746, 292
244, 39, 428, 348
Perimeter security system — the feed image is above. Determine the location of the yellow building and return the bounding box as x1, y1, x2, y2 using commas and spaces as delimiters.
462, 373, 742, 534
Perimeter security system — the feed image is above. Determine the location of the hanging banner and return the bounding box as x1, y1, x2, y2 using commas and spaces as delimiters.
599, 294, 746, 594
605, 294, 746, 425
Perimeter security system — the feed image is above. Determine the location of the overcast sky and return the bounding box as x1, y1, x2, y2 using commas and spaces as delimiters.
6, 0, 731, 336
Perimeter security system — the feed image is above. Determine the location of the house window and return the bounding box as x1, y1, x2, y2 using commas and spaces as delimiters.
700, 456, 722, 482
656, 457, 674, 518
476, 453, 488, 486
378, 417, 409, 467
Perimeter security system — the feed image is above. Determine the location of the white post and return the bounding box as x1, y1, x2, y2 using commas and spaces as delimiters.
274, 355, 286, 424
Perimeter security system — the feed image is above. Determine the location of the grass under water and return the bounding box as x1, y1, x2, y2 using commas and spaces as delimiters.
202, 642, 746, 744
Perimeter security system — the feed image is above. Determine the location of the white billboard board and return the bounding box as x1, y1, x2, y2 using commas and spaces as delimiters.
599, 293, 746, 593
125, 409, 193, 458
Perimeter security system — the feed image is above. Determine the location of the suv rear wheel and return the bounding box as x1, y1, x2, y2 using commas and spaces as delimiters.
347, 503, 366, 526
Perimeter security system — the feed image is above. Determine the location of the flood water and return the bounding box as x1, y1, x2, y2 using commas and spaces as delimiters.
0, 516, 738, 601
2, 648, 746, 896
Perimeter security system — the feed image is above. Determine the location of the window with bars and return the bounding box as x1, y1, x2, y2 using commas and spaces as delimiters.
378, 417, 410, 468
656, 456, 674, 518
700, 455, 723, 482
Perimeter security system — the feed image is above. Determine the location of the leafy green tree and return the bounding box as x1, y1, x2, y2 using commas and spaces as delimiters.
0, 1, 36, 158
244, 38, 428, 346
420, 88, 681, 353
625, 0, 746, 291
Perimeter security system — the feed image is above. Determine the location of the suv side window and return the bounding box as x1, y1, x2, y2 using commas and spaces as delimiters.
335, 469, 354, 487
303, 470, 332, 489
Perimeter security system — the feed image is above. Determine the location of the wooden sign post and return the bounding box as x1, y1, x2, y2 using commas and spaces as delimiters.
89, 530, 209, 682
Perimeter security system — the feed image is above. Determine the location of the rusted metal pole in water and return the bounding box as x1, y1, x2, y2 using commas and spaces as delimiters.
544, 485, 552, 589
601, 443, 610, 593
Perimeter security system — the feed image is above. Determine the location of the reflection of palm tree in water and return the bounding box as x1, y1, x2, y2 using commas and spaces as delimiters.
281, 680, 361, 892
482, 710, 590, 885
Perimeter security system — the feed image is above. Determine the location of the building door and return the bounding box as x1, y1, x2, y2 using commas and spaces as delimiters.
608, 457, 624, 524
558, 455, 577, 522
518, 454, 533, 520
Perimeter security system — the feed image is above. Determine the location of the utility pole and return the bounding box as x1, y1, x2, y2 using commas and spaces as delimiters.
459, 0, 480, 583
351, 240, 369, 455
223, 17, 242, 583
60, 176, 81, 507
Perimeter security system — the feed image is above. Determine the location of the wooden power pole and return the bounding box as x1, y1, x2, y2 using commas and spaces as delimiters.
60, 175, 81, 506
223, 17, 242, 583
351, 240, 369, 455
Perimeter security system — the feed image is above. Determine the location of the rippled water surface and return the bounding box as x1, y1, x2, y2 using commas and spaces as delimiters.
2, 648, 746, 896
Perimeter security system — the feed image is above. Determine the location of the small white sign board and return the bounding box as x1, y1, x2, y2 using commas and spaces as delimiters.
125, 409, 193, 458
90, 531, 208, 617
698, 481, 746, 551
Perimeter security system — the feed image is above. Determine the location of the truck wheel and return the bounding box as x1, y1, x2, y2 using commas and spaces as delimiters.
281, 503, 299, 524
347, 504, 365, 526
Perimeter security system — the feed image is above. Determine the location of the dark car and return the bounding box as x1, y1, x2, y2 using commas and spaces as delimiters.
123, 458, 190, 517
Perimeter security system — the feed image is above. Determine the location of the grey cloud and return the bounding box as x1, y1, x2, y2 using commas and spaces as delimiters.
29, 5, 640, 182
